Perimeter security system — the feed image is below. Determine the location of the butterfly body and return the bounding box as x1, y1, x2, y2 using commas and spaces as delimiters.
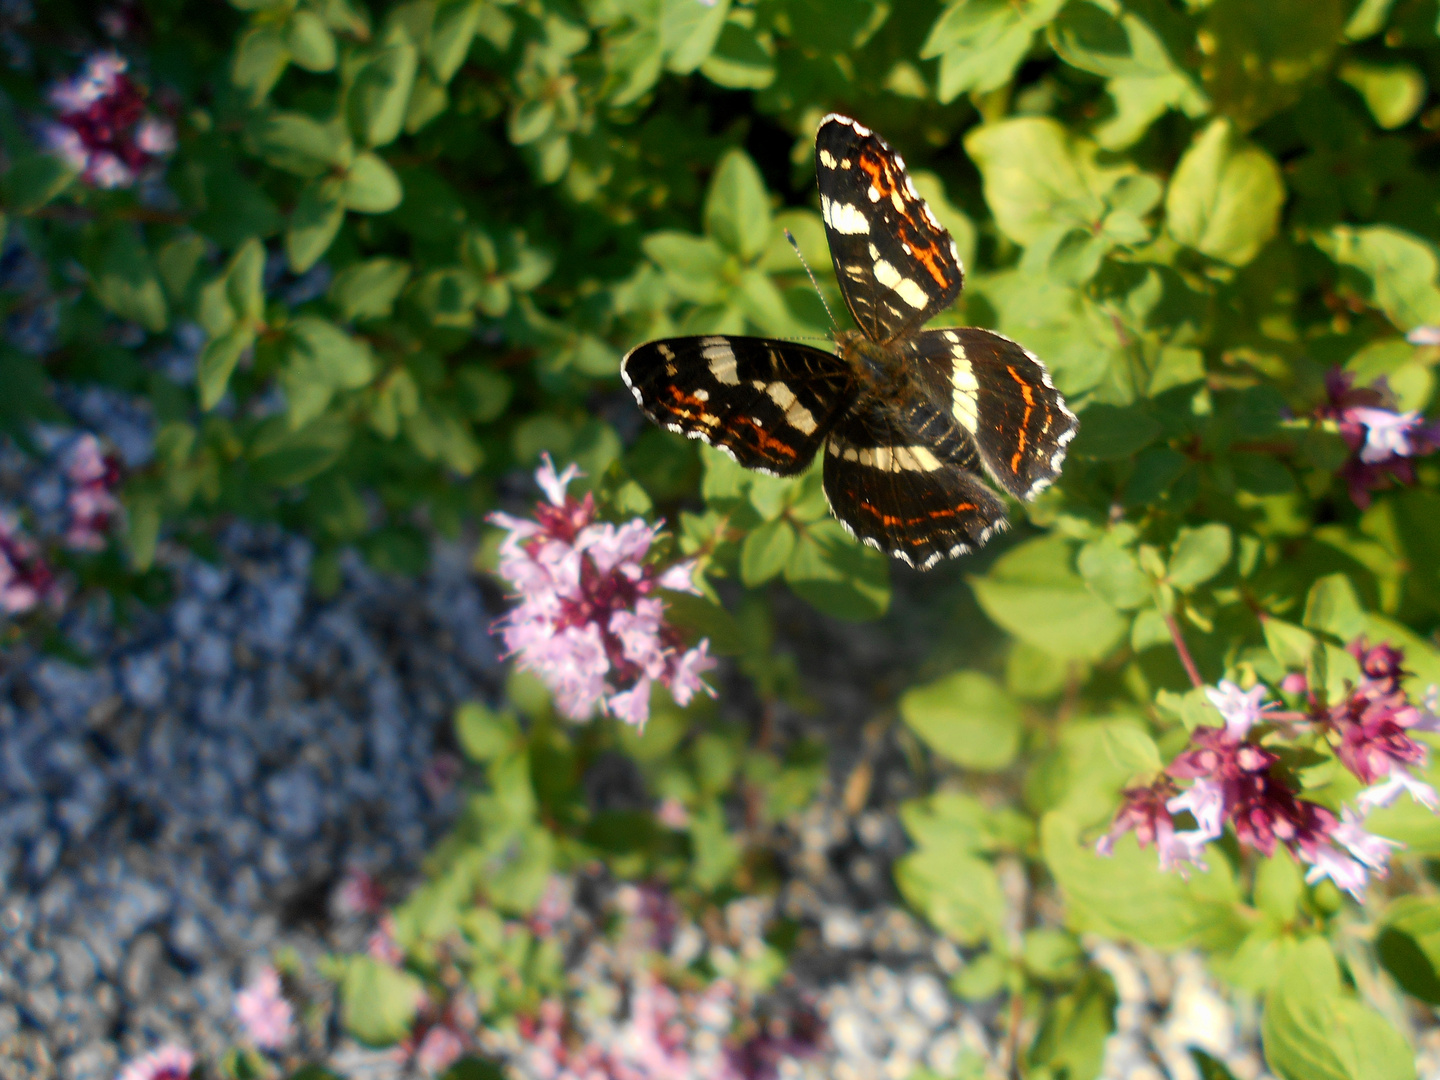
621, 114, 1078, 570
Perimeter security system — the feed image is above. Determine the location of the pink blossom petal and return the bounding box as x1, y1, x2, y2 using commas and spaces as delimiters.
1358, 768, 1440, 813
1166, 778, 1225, 840
135, 116, 176, 155
1408, 325, 1440, 346
415, 1025, 466, 1075
667, 640, 716, 707
1303, 846, 1371, 899
1204, 680, 1273, 739
1351, 406, 1423, 463
536, 453, 581, 506
1332, 807, 1402, 871
608, 678, 652, 730
657, 559, 702, 595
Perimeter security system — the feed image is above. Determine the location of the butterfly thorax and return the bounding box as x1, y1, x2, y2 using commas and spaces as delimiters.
833, 328, 908, 400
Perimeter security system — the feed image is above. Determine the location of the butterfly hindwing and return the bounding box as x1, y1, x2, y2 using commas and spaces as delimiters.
902, 326, 1079, 500
815, 114, 964, 346
821, 403, 1008, 570
621, 336, 857, 476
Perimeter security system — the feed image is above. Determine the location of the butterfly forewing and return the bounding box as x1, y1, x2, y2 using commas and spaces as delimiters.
621, 336, 857, 476
815, 114, 964, 346
902, 326, 1079, 500
821, 403, 1008, 570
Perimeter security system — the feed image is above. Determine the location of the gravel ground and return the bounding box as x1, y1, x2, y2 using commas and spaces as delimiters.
0, 494, 1319, 1080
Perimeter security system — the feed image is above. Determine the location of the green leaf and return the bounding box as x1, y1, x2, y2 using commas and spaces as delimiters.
198, 326, 256, 411
689, 799, 741, 890
1167, 524, 1232, 590
123, 493, 161, 572
740, 517, 795, 586
971, 535, 1129, 661
282, 317, 376, 427
663, 592, 745, 655
1078, 534, 1151, 610
699, 22, 776, 89
704, 149, 771, 263
330, 258, 411, 322
1378, 897, 1440, 1005
1302, 574, 1368, 642
1070, 404, 1161, 460
286, 9, 337, 71
287, 179, 346, 273
232, 24, 291, 103
2, 152, 76, 212
964, 117, 1110, 247
227, 239, 267, 325
1317, 225, 1440, 332
251, 111, 352, 176
87, 224, 168, 332
429, 0, 482, 82
642, 232, 727, 304
455, 701, 518, 762
952, 951, 1007, 1001
340, 956, 424, 1046
784, 518, 891, 621
1165, 118, 1285, 267
1262, 938, 1415, 1080
1339, 61, 1427, 130
899, 670, 1022, 771
895, 848, 1004, 945
342, 152, 404, 213
1263, 617, 1315, 672
921, 0, 1067, 102
1253, 852, 1304, 923
249, 414, 352, 487
413, 268, 480, 329
351, 29, 419, 148
660, 0, 729, 73
1198, 0, 1346, 132
1042, 812, 1244, 951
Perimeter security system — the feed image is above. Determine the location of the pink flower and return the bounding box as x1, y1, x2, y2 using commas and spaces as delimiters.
117, 1046, 194, 1080
234, 966, 294, 1050
1321, 369, 1440, 507
415, 1025, 466, 1075
1302, 846, 1371, 898
62, 435, 121, 551
1409, 326, 1440, 346
1204, 680, 1273, 739
1166, 777, 1225, 839
656, 797, 690, 830
44, 51, 174, 189
336, 867, 386, 917
0, 513, 56, 615
368, 914, 405, 966
1331, 806, 1402, 872
489, 455, 716, 730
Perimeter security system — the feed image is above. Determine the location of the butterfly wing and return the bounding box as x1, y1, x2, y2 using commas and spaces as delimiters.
901, 326, 1079, 500
621, 335, 857, 476
821, 401, 1009, 570
815, 114, 964, 346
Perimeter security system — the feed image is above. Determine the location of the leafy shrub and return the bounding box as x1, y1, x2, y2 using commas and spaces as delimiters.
10, 1, 1440, 1079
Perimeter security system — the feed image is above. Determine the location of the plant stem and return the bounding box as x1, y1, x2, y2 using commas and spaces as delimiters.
1164, 608, 1204, 690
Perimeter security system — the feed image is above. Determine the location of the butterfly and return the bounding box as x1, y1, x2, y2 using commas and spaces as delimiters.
620, 114, 1078, 570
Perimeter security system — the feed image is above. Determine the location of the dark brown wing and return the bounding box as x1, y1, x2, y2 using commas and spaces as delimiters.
821, 401, 1008, 570
621, 335, 857, 476
902, 326, 1078, 500
815, 114, 964, 345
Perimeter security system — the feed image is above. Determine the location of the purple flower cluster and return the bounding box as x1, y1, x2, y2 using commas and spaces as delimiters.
1322, 369, 1440, 508
62, 433, 121, 550
42, 51, 174, 189
1099, 645, 1439, 898
0, 511, 55, 615
490, 456, 715, 730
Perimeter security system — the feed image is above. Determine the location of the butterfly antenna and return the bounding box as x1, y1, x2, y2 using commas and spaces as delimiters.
785, 228, 839, 332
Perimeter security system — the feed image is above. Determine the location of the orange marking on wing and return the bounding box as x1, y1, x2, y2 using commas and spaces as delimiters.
857, 151, 896, 199
664, 386, 719, 426
1006, 365, 1036, 474
856, 500, 977, 528
732, 416, 798, 460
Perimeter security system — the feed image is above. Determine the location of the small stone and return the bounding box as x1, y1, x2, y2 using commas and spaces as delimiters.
925, 1030, 962, 1076
21, 983, 61, 1026
853, 811, 891, 849
821, 910, 865, 950
61, 1040, 118, 1080
905, 973, 950, 1029
120, 652, 168, 708
859, 967, 904, 1017
0, 1032, 53, 1080
122, 931, 164, 1001
828, 1009, 874, 1060
55, 936, 95, 992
